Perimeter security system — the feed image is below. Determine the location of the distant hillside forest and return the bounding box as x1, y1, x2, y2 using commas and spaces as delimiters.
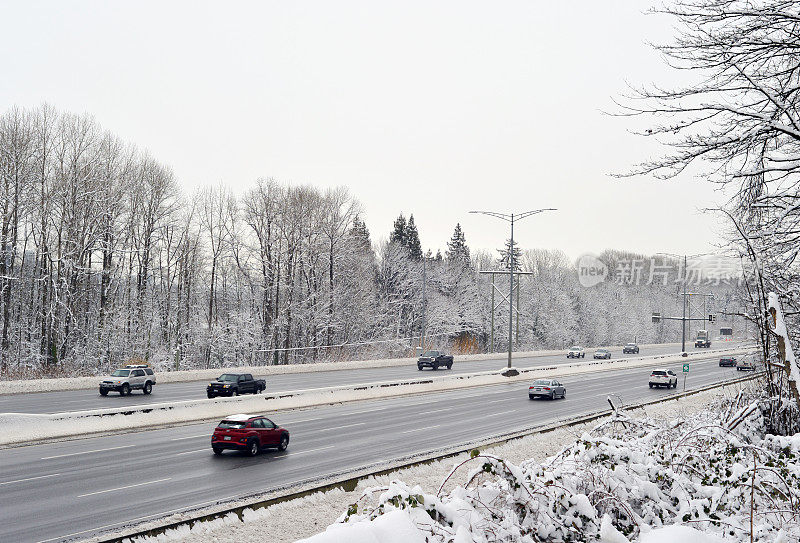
0, 105, 743, 377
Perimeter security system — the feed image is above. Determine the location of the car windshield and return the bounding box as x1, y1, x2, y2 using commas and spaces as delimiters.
422, 351, 439, 357
570, 346, 581, 350
218, 374, 238, 381
218, 420, 247, 429
111, 369, 130, 377
651, 371, 666, 375
597, 349, 608, 353
533, 380, 551, 386
626, 344, 636, 347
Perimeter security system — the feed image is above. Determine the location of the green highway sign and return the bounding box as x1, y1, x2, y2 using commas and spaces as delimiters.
683, 363, 690, 373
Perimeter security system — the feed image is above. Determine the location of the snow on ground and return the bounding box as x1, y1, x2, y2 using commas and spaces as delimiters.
116, 385, 794, 543
0, 342, 691, 395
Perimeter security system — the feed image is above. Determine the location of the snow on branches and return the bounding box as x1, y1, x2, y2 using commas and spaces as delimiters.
327, 403, 800, 542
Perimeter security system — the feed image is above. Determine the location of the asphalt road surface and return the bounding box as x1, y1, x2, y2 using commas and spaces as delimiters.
0, 353, 753, 543
0, 342, 744, 415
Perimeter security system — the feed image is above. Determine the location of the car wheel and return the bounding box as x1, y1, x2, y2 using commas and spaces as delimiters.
561, 390, 567, 399
99, 389, 108, 396
212, 446, 223, 455
247, 439, 259, 456
143, 382, 152, 395
121, 384, 130, 396
232, 389, 239, 396
549, 391, 555, 400
207, 392, 215, 399
417, 365, 423, 371
649, 383, 653, 388
529, 395, 535, 400
278, 434, 289, 451
447, 363, 452, 369
432, 364, 438, 371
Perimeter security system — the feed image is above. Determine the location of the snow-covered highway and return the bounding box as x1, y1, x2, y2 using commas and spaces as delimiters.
0, 352, 751, 543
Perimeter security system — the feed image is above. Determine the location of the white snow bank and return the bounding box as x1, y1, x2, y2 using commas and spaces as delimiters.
1, 349, 751, 445
300, 509, 427, 543
639, 525, 727, 543
0, 341, 692, 395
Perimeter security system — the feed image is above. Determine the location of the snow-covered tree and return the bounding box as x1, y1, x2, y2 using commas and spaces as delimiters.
445, 223, 470, 265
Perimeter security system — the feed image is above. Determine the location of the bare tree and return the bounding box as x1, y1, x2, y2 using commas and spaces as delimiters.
617, 0, 800, 413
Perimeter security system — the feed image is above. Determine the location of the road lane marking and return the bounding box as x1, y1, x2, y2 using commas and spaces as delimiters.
473, 409, 518, 420
275, 445, 334, 457
401, 424, 440, 434
314, 422, 366, 432
170, 434, 209, 441
175, 448, 208, 456
77, 477, 171, 498
0, 473, 60, 486
42, 444, 136, 460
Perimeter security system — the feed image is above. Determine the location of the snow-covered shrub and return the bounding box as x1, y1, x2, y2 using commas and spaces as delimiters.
333, 407, 800, 542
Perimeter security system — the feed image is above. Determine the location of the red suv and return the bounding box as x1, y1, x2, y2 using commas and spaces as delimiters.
211, 414, 290, 456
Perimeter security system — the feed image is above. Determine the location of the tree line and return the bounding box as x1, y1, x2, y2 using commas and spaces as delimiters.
0, 104, 705, 377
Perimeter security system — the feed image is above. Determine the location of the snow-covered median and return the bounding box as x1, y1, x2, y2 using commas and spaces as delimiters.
0, 349, 749, 445
116, 383, 798, 543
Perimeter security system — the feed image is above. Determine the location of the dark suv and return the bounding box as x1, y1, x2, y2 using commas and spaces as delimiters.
211, 414, 290, 456
719, 356, 737, 367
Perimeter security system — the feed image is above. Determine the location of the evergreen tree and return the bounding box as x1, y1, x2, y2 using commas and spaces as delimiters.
350, 215, 372, 254
497, 238, 522, 271
446, 223, 470, 264
390, 214, 407, 247
405, 214, 422, 260
435, 249, 442, 262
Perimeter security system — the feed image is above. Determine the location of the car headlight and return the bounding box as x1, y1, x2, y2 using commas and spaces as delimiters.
223, 384, 229, 388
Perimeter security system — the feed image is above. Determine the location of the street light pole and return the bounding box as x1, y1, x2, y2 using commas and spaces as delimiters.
470, 208, 556, 369
656, 252, 713, 354
508, 214, 515, 368
681, 255, 687, 353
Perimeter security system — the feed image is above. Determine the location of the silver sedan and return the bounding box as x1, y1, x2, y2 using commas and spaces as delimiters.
528, 379, 566, 400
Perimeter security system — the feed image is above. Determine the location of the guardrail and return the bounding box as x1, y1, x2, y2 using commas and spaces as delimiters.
0, 346, 751, 446
103, 372, 762, 543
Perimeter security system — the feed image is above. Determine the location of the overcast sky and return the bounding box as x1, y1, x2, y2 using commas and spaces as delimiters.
0, 0, 730, 260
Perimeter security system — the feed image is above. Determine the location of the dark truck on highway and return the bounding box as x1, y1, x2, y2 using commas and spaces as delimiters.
417, 350, 453, 371
207, 373, 266, 398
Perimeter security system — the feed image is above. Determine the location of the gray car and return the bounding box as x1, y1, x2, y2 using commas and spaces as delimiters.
528, 379, 566, 400
593, 348, 612, 359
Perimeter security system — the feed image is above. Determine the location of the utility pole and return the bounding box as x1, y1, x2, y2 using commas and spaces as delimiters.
653, 253, 715, 354
508, 215, 514, 367
420, 256, 427, 353
471, 208, 556, 368
681, 254, 687, 352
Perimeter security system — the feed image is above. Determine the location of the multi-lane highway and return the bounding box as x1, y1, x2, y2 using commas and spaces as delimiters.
0, 343, 730, 415
0, 349, 751, 543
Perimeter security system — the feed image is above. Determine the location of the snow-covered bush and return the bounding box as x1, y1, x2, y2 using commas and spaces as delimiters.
328, 403, 799, 542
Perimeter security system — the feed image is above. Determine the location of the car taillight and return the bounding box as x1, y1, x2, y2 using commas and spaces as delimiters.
543, 387, 551, 390
529, 386, 534, 390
